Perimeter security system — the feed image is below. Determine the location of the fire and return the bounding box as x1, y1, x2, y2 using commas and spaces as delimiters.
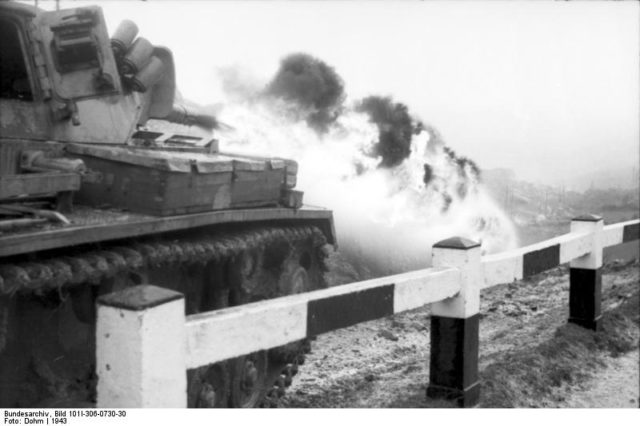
213, 58, 518, 277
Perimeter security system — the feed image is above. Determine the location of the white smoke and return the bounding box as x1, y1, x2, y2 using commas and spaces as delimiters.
213, 82, 518, 277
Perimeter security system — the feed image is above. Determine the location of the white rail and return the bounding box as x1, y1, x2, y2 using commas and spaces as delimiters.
602, 219, 639, 248
185, 267, 460, 368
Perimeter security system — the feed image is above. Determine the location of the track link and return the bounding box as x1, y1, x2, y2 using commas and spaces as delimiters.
0, 225, 329, 296
261, 339, 313, 408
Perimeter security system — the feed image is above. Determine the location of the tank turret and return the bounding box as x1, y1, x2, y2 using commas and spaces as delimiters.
0, 1, 217, 144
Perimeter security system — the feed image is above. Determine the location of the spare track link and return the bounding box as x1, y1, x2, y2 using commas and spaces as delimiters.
0, 225, 329, 296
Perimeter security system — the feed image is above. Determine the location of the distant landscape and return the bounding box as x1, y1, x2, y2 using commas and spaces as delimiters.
483, 167, 639, 247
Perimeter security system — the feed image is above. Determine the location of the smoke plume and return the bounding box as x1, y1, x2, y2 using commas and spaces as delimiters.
355, 96, 417, 168
265, 53, 345, 133
211, 53, 518, 277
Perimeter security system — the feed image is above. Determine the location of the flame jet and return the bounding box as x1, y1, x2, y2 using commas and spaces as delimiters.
215, 54, 518, 277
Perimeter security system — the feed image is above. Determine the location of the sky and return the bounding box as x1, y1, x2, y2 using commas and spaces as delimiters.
34, 0, 639, 186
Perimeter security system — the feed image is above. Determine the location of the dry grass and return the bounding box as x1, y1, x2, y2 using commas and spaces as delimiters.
480, 289, 639, 408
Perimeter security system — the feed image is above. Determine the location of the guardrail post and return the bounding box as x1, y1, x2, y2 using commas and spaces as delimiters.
427, 237, 481, 407
569, 214, 604, 331
96, 285, 187, 407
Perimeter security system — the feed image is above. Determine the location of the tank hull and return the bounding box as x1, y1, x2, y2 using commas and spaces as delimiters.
0, 0, 337, 407
0, 214, 335, 408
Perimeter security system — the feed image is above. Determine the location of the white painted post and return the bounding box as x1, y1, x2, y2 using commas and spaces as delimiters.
96, 285, 187, 408
427, 237, 482, 407
569, 215, 604, 330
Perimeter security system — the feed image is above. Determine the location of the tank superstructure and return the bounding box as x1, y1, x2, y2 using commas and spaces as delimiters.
0, 1, 335, 407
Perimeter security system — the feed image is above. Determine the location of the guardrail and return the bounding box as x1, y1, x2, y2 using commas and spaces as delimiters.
95, 216, 639, 408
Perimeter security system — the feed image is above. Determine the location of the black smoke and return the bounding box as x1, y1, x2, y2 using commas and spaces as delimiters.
423, 163, 433, 186
443, 146, 481, 178
442, 146, 481, 199
265, 53, 345, 133
419, 125, 482, 210
262, 53, 483, 206
355, 96, 418, 168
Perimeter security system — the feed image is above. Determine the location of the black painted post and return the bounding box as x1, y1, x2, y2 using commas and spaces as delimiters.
569, 215, 604, 331
427, 237, 481, 408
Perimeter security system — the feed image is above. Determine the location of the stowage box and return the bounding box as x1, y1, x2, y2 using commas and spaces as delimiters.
66, 144, 293, 216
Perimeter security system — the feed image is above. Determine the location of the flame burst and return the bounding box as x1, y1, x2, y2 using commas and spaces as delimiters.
214, 59, 517, 277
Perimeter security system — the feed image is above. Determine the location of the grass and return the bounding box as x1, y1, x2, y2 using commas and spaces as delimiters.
480, 289, 639, 408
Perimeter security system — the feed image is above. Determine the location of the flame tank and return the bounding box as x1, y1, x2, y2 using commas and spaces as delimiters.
0, 0, 335, 408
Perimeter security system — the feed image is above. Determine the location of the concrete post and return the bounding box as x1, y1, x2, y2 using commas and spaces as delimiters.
427, 237, 481, 408
96, 285, 187, 408
569, 215, 604, 331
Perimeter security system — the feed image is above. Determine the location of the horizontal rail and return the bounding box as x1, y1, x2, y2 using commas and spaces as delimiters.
481, 231, 591, 288
482, 219, 639, 288
185, 267, 460, 368
602, 219, 639, 248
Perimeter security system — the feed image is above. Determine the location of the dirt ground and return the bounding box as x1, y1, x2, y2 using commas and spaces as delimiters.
560, 350, 638, 408
281, 260, 640, 408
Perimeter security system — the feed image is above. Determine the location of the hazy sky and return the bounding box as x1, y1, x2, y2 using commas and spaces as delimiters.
41, 0, 639, 185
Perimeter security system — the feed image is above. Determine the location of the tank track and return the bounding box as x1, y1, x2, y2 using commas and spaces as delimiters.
0, 225, 329, 296
0, 224, 331, 408
261, 338, 313, 408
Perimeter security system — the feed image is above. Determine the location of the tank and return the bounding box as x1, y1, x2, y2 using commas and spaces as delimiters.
0, 1, 336, 408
